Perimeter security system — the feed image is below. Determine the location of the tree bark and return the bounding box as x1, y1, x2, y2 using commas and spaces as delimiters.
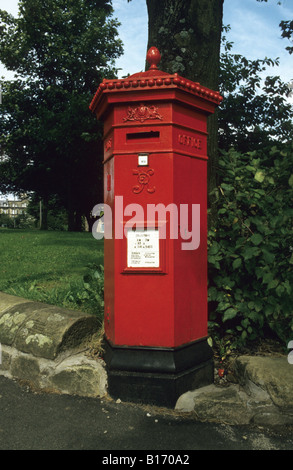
39, 195, 48, 230
146, 0, 224, 202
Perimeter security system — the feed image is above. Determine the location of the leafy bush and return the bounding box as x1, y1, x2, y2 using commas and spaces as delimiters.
67, 263, 104, 323
208, 144, 293, 347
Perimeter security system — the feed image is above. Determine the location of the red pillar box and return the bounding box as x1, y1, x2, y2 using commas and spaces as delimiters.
90, 47, 223, 407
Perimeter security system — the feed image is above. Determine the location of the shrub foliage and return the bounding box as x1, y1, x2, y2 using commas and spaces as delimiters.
208, 144, 293, 346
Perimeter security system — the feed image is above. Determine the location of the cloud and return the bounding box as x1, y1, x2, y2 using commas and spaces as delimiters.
223, 0, 293, 91
112, 0, 148, 77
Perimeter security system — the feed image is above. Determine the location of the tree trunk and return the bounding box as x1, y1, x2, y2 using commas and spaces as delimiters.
74, 209, 83, 232
67, 204, 75, 232
146, 0, 224, 204
40, 195, 48, 230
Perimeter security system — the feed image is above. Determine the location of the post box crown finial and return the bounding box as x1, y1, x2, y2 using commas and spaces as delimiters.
147, 47, 161, 70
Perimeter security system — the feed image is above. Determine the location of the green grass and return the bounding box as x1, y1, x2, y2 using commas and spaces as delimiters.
0, 229, 104, 316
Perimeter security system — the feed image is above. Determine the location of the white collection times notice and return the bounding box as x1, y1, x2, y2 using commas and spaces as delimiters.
127, 229, 160, 268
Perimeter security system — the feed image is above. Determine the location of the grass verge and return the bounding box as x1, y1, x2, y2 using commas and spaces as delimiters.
0, 229, 104, 320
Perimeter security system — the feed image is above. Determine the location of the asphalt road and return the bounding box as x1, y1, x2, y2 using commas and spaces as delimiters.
0, 375, 292, 452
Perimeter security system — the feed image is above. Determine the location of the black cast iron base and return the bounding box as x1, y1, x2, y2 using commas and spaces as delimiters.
102, 338, 214, 408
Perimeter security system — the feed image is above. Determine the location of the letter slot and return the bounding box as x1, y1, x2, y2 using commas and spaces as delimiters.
126, 131, 160, 141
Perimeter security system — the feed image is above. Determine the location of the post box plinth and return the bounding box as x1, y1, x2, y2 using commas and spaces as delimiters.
103, 338, 213, 408
90, 48, 223, 408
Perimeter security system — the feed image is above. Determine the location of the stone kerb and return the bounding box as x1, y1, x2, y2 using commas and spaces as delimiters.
0, 292, 107, 398
176, 355, 293, 426
1, 292, 292, 426
0, 292, 99, 359
234, 356, 293, 414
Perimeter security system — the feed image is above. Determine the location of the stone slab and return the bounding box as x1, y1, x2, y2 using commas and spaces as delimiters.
48, 355, 108, 398
175, 355, 293, 426
234, 355, 293, 411
176, 384, 253, 425
0, 344, 107, 399
0, 292, 31, 314
0, 292, 100, 359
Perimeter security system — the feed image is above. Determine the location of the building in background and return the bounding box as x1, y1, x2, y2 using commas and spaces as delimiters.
0, 195, 29, 219
0, 194, 35, 228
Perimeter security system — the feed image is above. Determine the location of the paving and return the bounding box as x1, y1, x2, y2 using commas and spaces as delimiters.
1, 374, 293, 451
1, 291, 293, 444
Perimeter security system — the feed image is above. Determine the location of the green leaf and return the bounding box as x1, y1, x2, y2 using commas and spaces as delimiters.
223, 308, 238, 322
243, 246, 260, 260
254, 170, 265, 183
268, 279, 279, 289
276, 284, 285, 296
264, 305, 274, 317
262, 249, 275, 264
208, 287, 219, 301
218, 302, 231, 312
241, 330, 247, 340
289, 174, 293, 187
246, 165, 256, 172
218, 208, 227, 214
250, 233, 263, 245
209, 243, 220, 255
284, 280, 292, 294
221, 183, 234, 192
262, 272, 274, 284
232, 258, 242, 269
241, 318, 250, 328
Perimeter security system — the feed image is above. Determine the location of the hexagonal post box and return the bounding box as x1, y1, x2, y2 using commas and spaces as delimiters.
90, 47, 223, 408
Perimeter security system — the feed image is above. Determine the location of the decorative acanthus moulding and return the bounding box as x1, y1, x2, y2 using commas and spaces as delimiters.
124, 103, 163, 123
